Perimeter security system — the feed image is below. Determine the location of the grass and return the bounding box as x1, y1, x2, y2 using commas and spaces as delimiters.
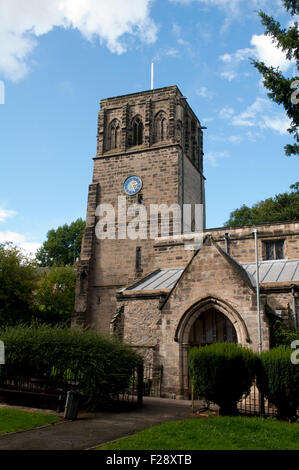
98, 416, 299, 450
0, 408, 60, 435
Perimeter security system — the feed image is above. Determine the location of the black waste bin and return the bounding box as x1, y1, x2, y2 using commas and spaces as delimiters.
64, 390, 82, 420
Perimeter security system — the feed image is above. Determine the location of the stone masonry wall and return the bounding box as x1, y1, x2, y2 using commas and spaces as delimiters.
159, 240, 270, 397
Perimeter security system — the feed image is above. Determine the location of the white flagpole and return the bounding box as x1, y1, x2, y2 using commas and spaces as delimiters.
151, 61, 154, 90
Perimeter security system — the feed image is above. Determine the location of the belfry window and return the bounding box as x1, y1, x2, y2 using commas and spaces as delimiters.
79, 271, 87, 295
154, 111, 167, 142
132, 117, 143, 146
108, 119, 120, 150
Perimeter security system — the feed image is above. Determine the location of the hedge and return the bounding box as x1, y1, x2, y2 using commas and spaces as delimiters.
256, 346, 299, 421
0, 324, 142, 410
188, 343, 258, 416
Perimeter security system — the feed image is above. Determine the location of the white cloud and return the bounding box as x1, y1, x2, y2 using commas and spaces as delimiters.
246, 130, 261, 142
169, 0, 241, 12
231, 97, 291, 134
0, 0, 157, 81
250, 34, 294, 71
0, 208, 16, 222
261, 116, 291, 135
170, 0, 277, 11
220, 48, 252, 64
219, 33, 295, 82
196, 86, 215, 100
177, 38, 190, 46
171, 21, 193, 54
219, 106, 235, 119
20, 242, 42, 257
169, 0, 274, 30
0, 231, 26, 244
201, 117, 214, 123
231, 97, 268, 127
228, 135, 243, 144
220, 71, 237, 82
153, 46, 181, 63
0, 231, 41, 257
204, 151, 230, 167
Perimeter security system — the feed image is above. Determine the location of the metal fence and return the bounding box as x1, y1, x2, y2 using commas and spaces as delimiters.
143, 365, 163, 397
111, 364, 143, 406
191, 380, 277, 418
0, 364, 144, 411
237, 381, 277, 417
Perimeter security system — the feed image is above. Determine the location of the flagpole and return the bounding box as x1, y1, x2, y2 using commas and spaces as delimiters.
151, 61, 154, 90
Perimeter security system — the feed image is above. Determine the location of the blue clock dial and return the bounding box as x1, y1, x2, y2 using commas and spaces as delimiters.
123, 176, 143, 195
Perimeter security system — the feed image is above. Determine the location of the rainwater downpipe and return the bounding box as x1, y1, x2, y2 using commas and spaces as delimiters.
224, 233, 230, 255
253, 229, 262, 354
253, 229, 264, 416
291, 285, 298, 331
181, 146, 184, 233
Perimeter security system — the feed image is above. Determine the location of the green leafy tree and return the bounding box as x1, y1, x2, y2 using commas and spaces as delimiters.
34, 266, 76, 326
0, 243, 40, 326
225, 183, 299, 227
252, 0, 299, 156
36, 218, 85, 267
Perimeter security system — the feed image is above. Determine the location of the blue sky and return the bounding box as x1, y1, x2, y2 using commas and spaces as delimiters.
0, 0, 298, 255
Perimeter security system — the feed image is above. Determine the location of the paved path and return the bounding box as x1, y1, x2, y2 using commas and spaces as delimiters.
0, 397, 195, 450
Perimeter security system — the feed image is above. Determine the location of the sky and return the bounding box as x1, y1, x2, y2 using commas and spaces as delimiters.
0, 0, 298, 256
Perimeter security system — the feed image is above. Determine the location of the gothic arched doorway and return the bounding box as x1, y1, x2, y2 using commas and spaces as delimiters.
189, 307, 237, 347
175, 297, 250, 398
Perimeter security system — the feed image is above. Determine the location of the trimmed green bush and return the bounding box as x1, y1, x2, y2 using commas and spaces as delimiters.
256, 346, 299, 421
188, 343, 258, 416
0, 324, 142, 410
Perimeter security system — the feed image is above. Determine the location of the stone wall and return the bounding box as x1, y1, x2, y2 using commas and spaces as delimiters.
158, 238, 270, 397
146, 221, 299, 270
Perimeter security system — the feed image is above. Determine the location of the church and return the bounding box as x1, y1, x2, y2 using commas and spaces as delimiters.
73, 85, 299, 399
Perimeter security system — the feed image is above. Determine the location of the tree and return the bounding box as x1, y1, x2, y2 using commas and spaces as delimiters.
0, 243, 40, 326
225, 183, 299, 227
252, 0, 299, 156
36, 218, 85, 267
34, 266, 76, 326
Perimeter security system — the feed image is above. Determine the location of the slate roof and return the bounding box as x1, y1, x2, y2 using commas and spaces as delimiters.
241, 259, 299, 285
122, 268, 184, 292
123, 259, 299, 292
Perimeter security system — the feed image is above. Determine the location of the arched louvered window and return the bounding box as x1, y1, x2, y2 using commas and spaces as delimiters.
132, 116, 143, 146
154, 111, 168, 142
108, 119, 120, 150
176, 120, 183, 143
79, 271, 87, 295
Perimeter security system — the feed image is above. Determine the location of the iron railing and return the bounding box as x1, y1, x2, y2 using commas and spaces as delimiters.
237, 381, 277, 417
191, 380, 278, 417
143, 365, 163, 397
0, 364, 145, 411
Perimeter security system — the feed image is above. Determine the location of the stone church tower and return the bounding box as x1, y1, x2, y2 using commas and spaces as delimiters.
73, 86, 206, 332
73, 85, 299, 398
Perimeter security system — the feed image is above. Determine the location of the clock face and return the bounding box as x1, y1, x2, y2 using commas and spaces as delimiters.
123, 175, 142, 195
